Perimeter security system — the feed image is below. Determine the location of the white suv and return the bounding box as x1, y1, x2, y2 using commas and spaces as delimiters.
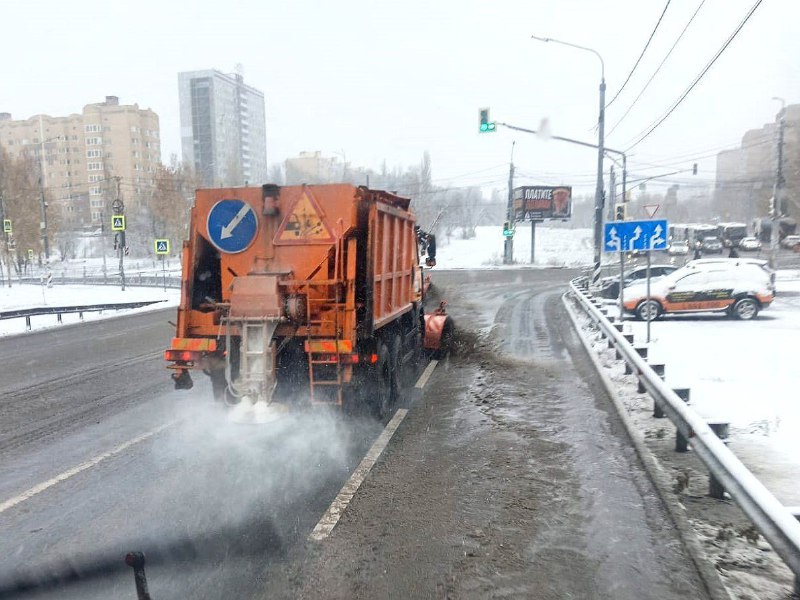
623, 259, 774, 321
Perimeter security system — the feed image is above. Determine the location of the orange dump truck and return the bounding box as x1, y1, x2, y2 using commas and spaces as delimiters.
165, 183, 445, 419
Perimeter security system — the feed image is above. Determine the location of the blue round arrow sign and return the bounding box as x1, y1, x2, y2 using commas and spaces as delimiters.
206, 199, 258, 254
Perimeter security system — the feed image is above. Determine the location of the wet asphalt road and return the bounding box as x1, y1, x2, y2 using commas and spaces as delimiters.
0, 270, 711, 599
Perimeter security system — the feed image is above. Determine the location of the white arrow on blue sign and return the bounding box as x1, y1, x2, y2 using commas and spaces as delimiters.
206, 199, 258, 254
604, 219, 668, 253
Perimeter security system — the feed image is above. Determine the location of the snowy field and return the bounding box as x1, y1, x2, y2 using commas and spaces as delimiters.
435, 224, 592, 268
616, 278, 800, 506
0, 284, 179, 337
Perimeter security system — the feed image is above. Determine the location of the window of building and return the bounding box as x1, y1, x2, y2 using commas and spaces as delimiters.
90, 186, 101, 195
131, 126, 139, 133
88, 162, 103, 171
86, 149, 103, 158
85, 137, 103, 145
85, 124, 101, 133
131, 138, 140, 145
132, 150, 140, 158
88, 175, 103, 182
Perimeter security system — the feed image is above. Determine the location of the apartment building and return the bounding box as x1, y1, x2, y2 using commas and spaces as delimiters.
714, 104, 800, 222
178, 69, 267, 187
0, 96, 161, 228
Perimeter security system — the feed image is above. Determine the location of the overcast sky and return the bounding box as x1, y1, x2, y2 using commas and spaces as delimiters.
2, 0, 798, 197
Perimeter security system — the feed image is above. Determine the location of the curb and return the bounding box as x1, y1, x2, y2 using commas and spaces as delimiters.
561, 291, 732, 600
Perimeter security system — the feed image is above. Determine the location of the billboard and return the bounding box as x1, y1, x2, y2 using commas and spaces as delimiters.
513, 186, 572, 221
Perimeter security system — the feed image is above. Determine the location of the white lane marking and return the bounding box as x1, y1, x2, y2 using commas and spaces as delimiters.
309, 408, 409, 541
0, 421, 177, 515
414, 359, 439, 389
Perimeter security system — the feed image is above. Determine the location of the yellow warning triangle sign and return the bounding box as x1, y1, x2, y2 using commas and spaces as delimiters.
274, 191, 334, 244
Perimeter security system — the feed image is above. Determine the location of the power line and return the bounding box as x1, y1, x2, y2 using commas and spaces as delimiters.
625, 0, 765, 152
607, 0, 706, 137
607, 0, 673, 107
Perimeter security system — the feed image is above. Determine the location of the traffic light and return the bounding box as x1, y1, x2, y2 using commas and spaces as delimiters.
503, 221, 514, 237
614, 203, 627, 221
479, 108, 496, 133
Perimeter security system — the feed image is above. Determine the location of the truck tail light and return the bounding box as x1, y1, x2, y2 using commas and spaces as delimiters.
165, 349, 201, 362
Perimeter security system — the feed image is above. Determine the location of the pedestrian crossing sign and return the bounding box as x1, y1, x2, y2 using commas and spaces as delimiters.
112, 215, 126, 231
154, 239, 170, 255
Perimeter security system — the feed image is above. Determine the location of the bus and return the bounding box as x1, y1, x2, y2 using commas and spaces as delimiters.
686, 224, 718, 246
716, 222, 748, 248
668, 224, 689, 243
752, 217, 798, 243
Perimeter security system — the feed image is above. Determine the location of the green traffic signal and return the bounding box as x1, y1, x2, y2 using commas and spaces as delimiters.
479, 108, 496, 133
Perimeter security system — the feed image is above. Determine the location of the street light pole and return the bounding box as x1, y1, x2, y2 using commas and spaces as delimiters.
532, 35, 605, 279
769, 97, 786, 272
35, 133, 66, 261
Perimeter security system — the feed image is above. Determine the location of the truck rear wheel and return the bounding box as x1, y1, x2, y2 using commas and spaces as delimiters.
389, 335, 403, 404
370, 343, 392, 420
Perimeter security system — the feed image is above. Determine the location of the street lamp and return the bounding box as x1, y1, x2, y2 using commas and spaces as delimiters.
37, 135, 66, 260
769, 97, 786, 271
531, 35, 606, 278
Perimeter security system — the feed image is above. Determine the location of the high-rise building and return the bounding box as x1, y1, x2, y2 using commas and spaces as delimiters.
178, 69, 267, 187
0, 96, 160, 228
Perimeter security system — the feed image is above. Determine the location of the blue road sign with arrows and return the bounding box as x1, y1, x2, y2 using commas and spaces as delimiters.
206, 199, 258, 254
604, 219, 668, 253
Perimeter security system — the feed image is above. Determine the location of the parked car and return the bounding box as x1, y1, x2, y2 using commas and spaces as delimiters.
622, 260, 774, 321
700, 236, 723, 254
598, 264, 679, 299
667, 240, 689, 256
738, 237, 762, 251
780, 234, 800, 249
686, 257, 775, 285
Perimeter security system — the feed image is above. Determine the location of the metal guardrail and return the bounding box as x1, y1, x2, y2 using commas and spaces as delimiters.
0, 301, 168, 328
569, 276, 800, 591
14, 274, 181, 288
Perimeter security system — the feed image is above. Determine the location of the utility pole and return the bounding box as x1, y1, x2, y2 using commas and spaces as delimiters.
769, 98, 786, 271
594, 77, 606, 280
100, 203, 108, 284
504, 142, 515, 265
112, 177, 126, 291
608, 165, 617, 221
0, 193, 11, 287
38, 169, 50, 261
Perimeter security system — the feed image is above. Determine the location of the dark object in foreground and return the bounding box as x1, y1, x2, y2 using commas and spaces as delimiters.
125, 552, 151, 600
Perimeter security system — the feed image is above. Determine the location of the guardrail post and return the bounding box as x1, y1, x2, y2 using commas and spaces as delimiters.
25, 315, 31, 331
57, 313, 62, 324
639, 362, 665, 395
619, 334, 634, 367
647, 364, 667, 414
707, 422, 731, 499
79, 311, 84, 321
673, 389, 692, 452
